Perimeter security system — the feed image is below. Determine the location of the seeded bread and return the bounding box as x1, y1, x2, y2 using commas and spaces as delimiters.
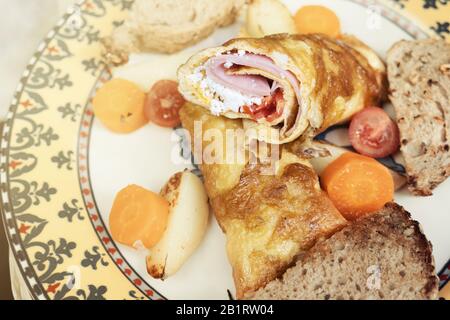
103, 0, 245, 64
251, 203, 439, 300
387, 39, 450, 196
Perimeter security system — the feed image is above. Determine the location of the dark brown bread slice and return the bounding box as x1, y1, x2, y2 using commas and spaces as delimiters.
251, 203, 439, 300
387, 39, 450, 196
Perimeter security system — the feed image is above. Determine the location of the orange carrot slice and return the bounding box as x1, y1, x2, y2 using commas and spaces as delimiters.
109, 185, 169, 249
294, 5, 341, 37
93, 79, 147, 134
321, 152, 394, 220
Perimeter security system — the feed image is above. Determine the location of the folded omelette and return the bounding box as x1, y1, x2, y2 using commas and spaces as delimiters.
178, 33, 386, 144
180, 103, 347, 298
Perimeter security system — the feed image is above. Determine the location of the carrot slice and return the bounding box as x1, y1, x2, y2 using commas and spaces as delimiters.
93, 79, 147, 134
109, 185, 169, 249
294, 5, 341, 37
321, 152, 394, 220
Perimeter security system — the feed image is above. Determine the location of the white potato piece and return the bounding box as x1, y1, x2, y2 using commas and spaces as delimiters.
309, 141, 407, 191
246, 0, 297, 38
146, 171, 209, 279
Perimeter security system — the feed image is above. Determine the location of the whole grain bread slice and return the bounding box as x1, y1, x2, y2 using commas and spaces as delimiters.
102, 0, 245, 64
387, 39, 450, 196
251, 203, 439, 300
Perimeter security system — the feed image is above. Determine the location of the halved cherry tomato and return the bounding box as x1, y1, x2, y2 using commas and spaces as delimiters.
144, 80, 185, 128
349, 107, 400, 158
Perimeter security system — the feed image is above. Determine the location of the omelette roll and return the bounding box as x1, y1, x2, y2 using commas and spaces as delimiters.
180, 103, 347, 298
178, 34, 386, 144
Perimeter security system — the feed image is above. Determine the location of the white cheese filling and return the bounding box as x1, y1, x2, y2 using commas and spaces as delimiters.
188, 66, 262, 116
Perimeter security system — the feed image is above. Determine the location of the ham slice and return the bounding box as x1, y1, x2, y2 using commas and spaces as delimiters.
205, 53, 301, 102
206, 56, 270, 97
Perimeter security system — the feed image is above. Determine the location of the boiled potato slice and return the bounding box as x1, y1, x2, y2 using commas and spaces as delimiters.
246, 0, 297, 37
146, 171, 209, 279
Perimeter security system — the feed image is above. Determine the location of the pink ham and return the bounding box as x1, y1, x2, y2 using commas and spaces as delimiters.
205, 53, 301, 101
205, 56, 270, 97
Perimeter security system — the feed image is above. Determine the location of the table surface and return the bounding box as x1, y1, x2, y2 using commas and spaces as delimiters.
0, 0, 74, 300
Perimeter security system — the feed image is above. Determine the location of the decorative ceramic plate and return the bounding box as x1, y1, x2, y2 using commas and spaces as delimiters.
1, 0, 449, 300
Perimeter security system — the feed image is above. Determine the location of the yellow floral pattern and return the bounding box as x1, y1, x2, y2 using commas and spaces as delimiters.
388, 0, 450, 41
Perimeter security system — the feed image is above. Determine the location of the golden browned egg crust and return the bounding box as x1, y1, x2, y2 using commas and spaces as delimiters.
180, 103, 347, 298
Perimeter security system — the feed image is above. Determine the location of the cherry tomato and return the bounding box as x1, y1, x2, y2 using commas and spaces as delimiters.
144, 80, 185, 128
349, 106, 400, 158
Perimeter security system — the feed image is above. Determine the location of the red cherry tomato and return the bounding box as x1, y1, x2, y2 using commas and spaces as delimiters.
144, 80, 185, 128
348, 106, 400, 158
